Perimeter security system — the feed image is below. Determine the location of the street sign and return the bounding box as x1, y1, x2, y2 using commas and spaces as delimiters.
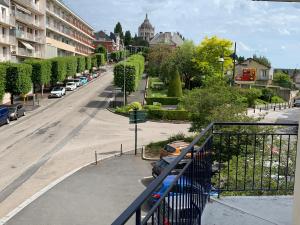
129, 111, 147, 124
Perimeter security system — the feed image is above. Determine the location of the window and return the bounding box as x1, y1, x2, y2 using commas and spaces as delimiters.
260, 70, 267, 78
3, 47, 7, 57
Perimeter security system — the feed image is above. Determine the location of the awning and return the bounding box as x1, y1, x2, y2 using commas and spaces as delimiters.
20, 41, 34, 50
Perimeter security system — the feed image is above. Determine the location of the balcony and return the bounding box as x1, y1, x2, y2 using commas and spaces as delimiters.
112, 122, 298, 225
15, 47, 43, 58
0, 16, 10, 26
13, 0, 42, 14
15, 11, 43, 29
0, 36, 11, 45
15, 30, 44, 43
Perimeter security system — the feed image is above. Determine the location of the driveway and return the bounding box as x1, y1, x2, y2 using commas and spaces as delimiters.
0, 66, 190, 218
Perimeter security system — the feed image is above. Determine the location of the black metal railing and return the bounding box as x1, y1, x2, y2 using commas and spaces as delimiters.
112, 122, 298, 225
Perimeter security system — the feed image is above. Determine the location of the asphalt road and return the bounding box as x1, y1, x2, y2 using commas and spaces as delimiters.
4, 155, 153, 225
0, 67, 190, 218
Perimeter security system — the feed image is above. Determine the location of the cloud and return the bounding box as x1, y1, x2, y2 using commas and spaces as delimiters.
62, 0, 300, 68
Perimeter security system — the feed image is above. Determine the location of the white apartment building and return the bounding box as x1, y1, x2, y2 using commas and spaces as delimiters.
45, 0, 95, 58
0, 0, 95, 63
0, 0, 11, 62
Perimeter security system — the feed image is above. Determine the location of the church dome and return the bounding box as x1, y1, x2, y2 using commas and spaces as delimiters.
139, 14, 154, 30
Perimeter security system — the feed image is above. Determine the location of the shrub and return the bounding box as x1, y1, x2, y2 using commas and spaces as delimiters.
128, 102, 142, 111
271, 96, 285, 103
168, 69, 183, 97
143, 104, 161, 110
261, 88, 275, 103
85, 56, 92, 71
238, 88, 262, 107
0, 65, 6, 102
145, 97, 180, 105
25, 59, 51, 93
4, 63, 32, 103
95, 45, 107, 55
51, 57, 67, 84
147, 109, 189, 121
77, 56, 85, 73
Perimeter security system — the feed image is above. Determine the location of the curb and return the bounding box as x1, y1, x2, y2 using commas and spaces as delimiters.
0, 150, 127, 225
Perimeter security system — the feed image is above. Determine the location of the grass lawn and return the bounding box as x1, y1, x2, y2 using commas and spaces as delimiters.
147, 77, 168, 97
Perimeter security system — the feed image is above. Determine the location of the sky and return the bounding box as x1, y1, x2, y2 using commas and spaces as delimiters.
63, 0, 300, 68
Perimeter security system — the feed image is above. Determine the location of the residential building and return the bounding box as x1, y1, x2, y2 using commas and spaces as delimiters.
45, 0, 95, 58
138, 13, 154, 42
0, 0, 11, 62
0, 0, 95, 63
235, 58, 273, 85
94, 31, 122, 53
149, 32, 184, 47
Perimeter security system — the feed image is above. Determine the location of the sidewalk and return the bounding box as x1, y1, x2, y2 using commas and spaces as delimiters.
127, 74, 147, 105
3, 154, 152, 225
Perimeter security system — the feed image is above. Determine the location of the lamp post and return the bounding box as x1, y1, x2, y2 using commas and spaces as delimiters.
218, 56, 225, 76
123, 46, 127, 106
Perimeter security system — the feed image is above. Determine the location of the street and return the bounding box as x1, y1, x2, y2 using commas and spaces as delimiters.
0, 67, 190, 218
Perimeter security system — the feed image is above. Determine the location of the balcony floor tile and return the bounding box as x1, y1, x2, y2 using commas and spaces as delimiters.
202, 196, 293, 225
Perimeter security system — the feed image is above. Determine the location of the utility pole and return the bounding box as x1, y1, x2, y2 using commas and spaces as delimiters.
232, 42, 237, 86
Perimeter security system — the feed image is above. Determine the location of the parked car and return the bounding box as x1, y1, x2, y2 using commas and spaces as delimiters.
85, 74, 93, 82
0, 106, 10, 125
49, 87, 66, 98
7, 104, 26, 120
73, 79, 81, 87
151, 156, 189, 178
65, 82, 77, 91
79, 76, 88, 85
294, 99, 300, 107
160, 141, 192, 158
92, 72, 99, 78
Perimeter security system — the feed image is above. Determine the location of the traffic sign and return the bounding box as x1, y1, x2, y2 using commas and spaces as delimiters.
129, 110, 147, 124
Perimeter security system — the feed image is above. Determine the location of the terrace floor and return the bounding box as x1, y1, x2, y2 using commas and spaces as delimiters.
202, 196, 293, 225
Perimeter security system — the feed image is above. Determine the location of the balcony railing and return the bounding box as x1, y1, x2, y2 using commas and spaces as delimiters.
15, 11, 42, 28
112, 122, 298, 225
14, 0, 41, 12
16, 30, 44, 43
16, 48, 42, 58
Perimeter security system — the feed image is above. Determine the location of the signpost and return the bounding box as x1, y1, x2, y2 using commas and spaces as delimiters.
129, 109, 147, 155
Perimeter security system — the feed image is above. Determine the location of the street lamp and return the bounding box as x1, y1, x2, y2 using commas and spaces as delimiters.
218, 56, 225, 76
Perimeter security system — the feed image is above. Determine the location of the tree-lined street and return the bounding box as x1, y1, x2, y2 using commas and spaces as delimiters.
0, 67, 189, 218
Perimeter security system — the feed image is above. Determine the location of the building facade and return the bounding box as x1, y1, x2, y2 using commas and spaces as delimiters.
0, 0, 95, 63
235, 58, 273, 85
94, 30, 122, 53
138, 14, 154, 42
149, 32, 184, 47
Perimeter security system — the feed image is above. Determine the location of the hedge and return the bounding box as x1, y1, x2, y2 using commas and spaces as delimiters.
114, 54, 145, 93
145, 97, 180, 105
77, 56, 85, 73
51, 57, 67, 84
66, 56, 77, 77
25, 59, 51, 93
85, 56, 92, 71
4, 63, 32, 103
0, 65, 6, 102
111, 50, 126, 62
147, 109, 189, 121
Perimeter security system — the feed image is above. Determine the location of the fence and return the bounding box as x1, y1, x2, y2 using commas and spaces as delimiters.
252, 102, 292, 113
112, 122, 298, 225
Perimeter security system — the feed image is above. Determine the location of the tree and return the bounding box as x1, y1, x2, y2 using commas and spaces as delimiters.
181, 83, 249, 131
25, 59, 51, 96
114, 22, 124, 40
174, 41, 196, 89
95, 45, 107, 56
131, 36, 149, 47
5, 63, 32, 104
65, 56, 77, 78
253, 54, 271, 68
51, 58, 67, 84
168, 69, 183, 97
148, 45, 175, 77
85, 56, 92, 71
237, 56, 245, 64
124, 30, 132, 46
193, 36, 233, 78
273, 71, 293, 88
77, 56, 85, 73
0, 65, 6, 102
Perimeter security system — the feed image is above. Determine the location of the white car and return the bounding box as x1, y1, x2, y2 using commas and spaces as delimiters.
65, 82, 77, 91
49, 87, 66, 98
